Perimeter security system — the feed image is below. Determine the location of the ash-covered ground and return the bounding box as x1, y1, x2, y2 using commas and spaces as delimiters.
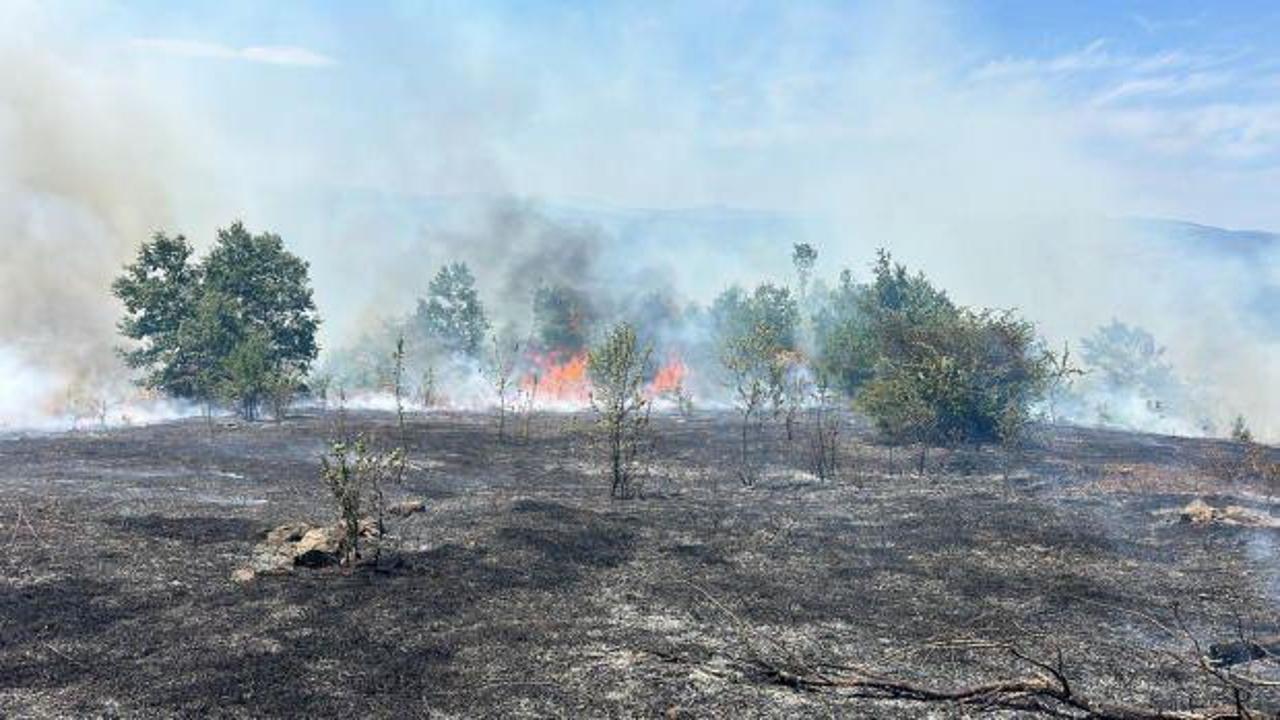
1, 410, 1277, 718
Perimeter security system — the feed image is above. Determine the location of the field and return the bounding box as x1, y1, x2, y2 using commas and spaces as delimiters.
1, 410, 1278, 718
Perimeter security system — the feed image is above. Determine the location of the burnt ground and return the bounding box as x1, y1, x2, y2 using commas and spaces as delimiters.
0, 410, 1278, 718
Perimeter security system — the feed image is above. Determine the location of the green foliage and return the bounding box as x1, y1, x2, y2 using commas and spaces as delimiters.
812, 269, 877, 396
854, 253, 1053, 446
201, 222, 320, 374
413, 262, 490, 357
533, 284, 593, 351
587, 322, 652, 499
112, 222, 319, 418
112, 232, 203, 396
1231, 415, 1254, 444
320, 435, 404, 566
716, 290, 794, 484
712, 282, 799, 354
792, 242, 817, 300
219, 331, 273, 420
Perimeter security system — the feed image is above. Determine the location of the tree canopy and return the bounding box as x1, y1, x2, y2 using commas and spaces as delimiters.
112, 221, 319, 418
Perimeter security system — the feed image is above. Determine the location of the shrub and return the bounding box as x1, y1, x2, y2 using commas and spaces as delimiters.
320, 435, 404, 566
855, 251, 1055, 449
587, 322, 653, 499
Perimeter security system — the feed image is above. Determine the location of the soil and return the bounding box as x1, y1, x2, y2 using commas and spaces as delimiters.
1, 410, 1277, 718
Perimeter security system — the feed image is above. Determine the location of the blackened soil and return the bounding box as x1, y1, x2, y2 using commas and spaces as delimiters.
0, 411, 1277, 718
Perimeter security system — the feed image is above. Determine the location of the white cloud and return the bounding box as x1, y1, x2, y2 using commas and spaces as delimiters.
132, 38, 335, 67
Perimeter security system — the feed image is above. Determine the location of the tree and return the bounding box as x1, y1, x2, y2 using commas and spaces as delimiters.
201, 221, 320, 378
792, 242, 817, 303
587, 322, 652, 499
112, 221, 320, 419
714, 283, 799, 485
412, 262, 490, 357
533, 284, 593, 352
112, 232, 203, 396
812, 269, 877, 397
219, 330, 273, 420
486, 334, 521, 442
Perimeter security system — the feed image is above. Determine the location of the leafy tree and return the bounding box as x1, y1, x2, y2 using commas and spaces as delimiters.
711, 283, 799, 353
219, 330, 273, 420
1080, 320, 1177, 397
812, 269, 877, 396
412, 262, 490, 357
533, 283, 593, 352
713, 283, 799, 484
113, 221, 320, 419
587, 322, 653, 499
112, 232, 203, 396
201, 221, 320, 377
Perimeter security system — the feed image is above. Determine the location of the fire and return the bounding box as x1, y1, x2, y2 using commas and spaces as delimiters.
523, 350, 590, 404
647, 355, 688, 397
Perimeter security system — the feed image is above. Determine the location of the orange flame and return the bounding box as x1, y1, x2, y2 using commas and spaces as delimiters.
523, 350, 590, 403
647, 355, 688, 397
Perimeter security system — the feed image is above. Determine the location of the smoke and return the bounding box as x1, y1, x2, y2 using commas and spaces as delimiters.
1, 2, 1276, 439
0, 4, 198, 429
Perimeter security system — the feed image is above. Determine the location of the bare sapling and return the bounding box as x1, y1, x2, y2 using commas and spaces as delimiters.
486, 335, 520, 443
392, 335, 408, 452
418, 366, 436, 409
587, 322, 653, 499
807, 373, 840, 481
722, 324, 785, 486
520, 371, 539, 443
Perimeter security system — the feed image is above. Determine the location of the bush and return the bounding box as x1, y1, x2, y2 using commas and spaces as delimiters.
320, 435, 404, 566
852, 251, 1055, 448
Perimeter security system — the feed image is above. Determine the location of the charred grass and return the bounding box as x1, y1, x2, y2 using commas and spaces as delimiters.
0, 412, 1277, 717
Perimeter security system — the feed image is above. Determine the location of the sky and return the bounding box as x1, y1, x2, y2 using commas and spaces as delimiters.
11, 0, 1279, 229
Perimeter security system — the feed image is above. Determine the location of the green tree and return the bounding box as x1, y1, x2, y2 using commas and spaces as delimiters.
855, 252, 1054, 450
111, 232, 203, 396
413, 262, 490, 357
112, 221, 320, 419
812, 269, 877, 396
201, 221, 320, 377
792, 242, 817, 303
219, 330, 273, 420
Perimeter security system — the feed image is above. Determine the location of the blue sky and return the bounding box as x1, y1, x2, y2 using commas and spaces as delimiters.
9, 1, 1280, 230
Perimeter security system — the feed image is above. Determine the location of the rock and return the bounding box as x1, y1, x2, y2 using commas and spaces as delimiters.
356, 516, 382, 538
1178, 498, 1280, 528
231, 567, 256, 583
264, 521, 311, 545
293, 526, 341, 567
250, 543, 296, 574
1180, 498, 1215, 524
388, 500, 426, 517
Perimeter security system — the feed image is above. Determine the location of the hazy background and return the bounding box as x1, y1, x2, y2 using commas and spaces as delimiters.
1, 1, 1276, 437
